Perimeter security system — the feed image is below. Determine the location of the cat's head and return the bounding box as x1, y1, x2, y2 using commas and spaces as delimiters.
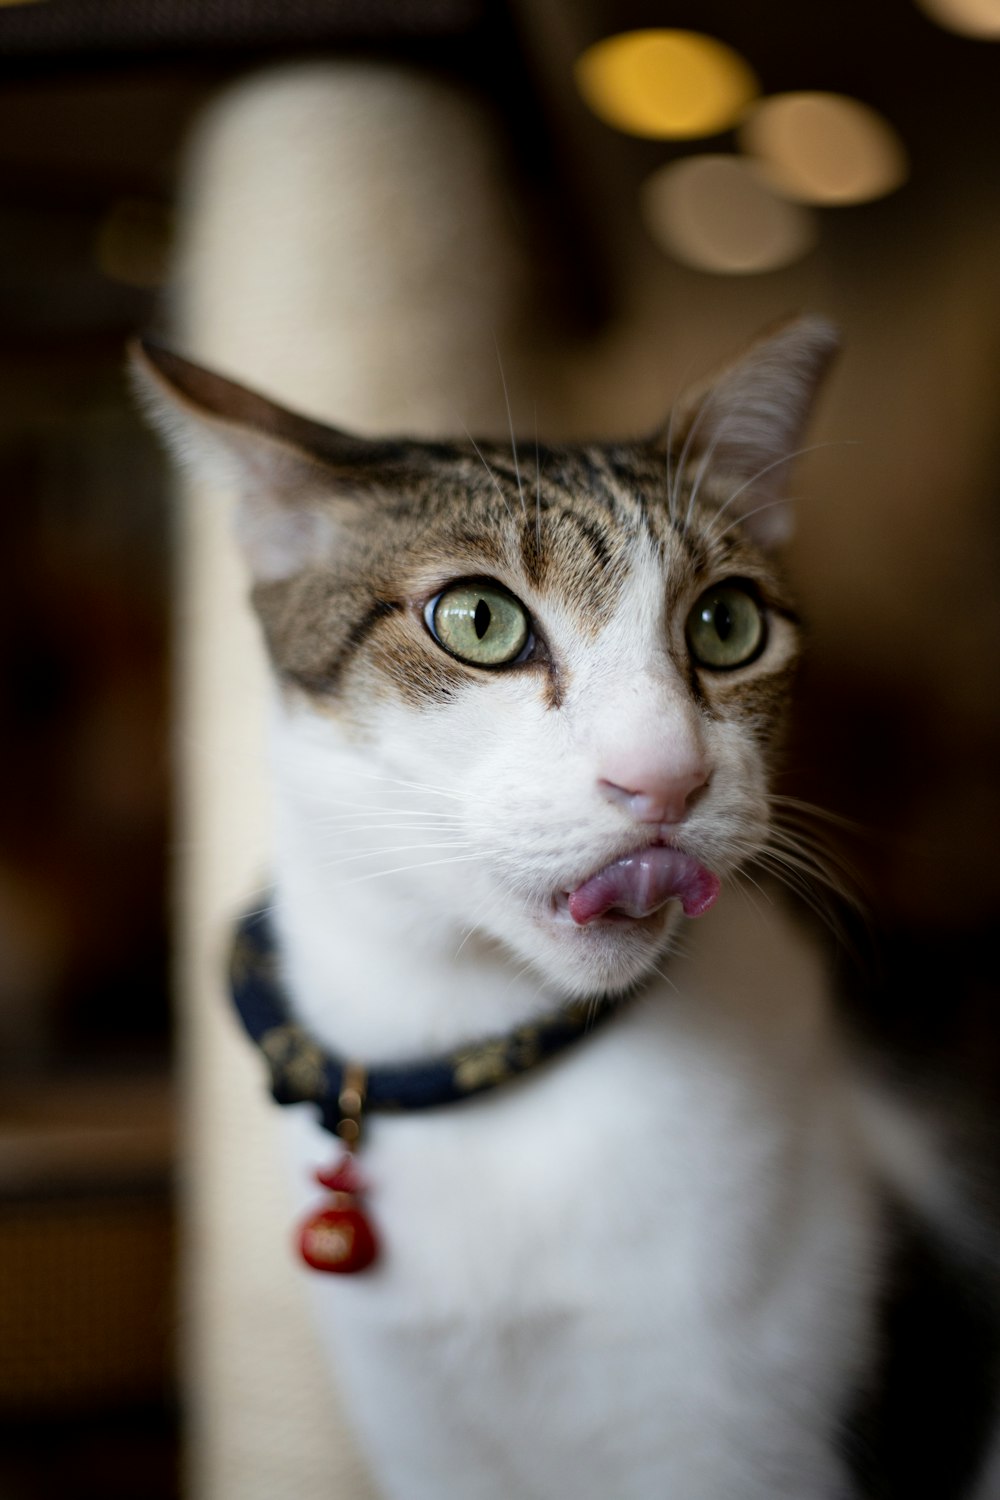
133, 318, 837, 1000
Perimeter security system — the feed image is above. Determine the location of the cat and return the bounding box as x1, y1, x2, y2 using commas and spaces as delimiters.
132, 319, 993, 1499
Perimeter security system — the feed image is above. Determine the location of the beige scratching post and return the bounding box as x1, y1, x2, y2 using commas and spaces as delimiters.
172, 63, 544, 1500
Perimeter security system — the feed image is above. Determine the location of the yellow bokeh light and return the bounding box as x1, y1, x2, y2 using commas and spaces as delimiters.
641, 155, 817, 275
575, 30, 760, 140
916, 0, 1000, 37
740, 93, 908, 205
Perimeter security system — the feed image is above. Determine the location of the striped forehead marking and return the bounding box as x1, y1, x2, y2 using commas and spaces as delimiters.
480, 443, 716, 605
251, 435, 792, 715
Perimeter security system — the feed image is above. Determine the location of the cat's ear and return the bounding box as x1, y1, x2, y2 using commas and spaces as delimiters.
129, 339, 374, 580
663, 315, 840, 548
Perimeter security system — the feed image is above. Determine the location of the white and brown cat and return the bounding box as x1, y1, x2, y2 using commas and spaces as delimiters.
133, 320, 995, 1500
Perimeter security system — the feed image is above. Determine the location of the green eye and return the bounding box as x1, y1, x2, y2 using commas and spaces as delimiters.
686, 583, 765, 670
427, 582, 531, 667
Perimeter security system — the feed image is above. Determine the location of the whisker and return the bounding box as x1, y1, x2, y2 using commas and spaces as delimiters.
663, 395, 680, 524
767, 819, 867, 896
311, 797, 466, 816
684, 409, 740, 533
313, 809, 465, 827
708, 440, 859, 543
305, 804, 466, 831
331, 767, 470, 803
769, 794, 871, 838
534, 404, 543, 558
315, 839, 475, 873
731, 863, 775, 910
313, 828, 470, 852
344, 852, 483, 887
749, 844, 862, 944
211, 885, 277, 927
740, 819, 850, 885
672, 386, 717, 532
662, 356, 697, 521
261, 753, 465, 798
719, 811, 865, 942
463, 424, 515, 523
748, 857, 841, 932
648, 961, 681, 999
757, 844, 845, 897
713, 495, 790, 545
730, 875, 771, 928
494, 335, 527, 521
453, 895, 495, 961
500, 953, 542, 1000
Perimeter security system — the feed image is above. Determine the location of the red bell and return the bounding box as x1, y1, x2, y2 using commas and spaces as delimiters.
299, 1194, 378, 1273
299, 1153, 378, 1274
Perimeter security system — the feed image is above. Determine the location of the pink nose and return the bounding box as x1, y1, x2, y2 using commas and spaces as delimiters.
598, 762, 709, 826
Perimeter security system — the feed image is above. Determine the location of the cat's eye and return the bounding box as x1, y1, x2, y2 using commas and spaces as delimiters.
686, 583, 765, 670
425, 581, 531, 667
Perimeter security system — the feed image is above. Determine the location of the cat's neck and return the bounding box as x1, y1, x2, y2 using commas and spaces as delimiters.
270, 832, 569, 1062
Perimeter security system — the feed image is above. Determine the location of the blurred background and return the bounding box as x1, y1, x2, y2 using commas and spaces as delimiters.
0, 1, 997, 1497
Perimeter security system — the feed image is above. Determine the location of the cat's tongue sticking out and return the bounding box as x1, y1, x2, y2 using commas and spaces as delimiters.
567, 847, 720, 925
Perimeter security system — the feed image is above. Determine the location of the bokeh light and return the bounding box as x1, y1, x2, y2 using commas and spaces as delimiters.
575, 29, 759, 140
740, 93, 908, 205
641, 155, 818, 274
916, 0, 1000, 37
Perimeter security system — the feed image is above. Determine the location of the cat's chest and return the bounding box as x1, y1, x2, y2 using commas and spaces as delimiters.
280, 986, 876, 1500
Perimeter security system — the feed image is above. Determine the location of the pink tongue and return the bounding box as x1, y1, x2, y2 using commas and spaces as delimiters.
567, 847, 720, 925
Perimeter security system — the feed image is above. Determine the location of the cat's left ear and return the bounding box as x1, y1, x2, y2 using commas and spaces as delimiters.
662, 315, 840, 548
130, 339, 379, 580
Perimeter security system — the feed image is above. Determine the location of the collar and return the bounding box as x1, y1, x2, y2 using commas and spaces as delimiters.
230, 904, 625, 1143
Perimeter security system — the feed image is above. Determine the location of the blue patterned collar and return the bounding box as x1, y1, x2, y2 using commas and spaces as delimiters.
230, 905, 625, 1143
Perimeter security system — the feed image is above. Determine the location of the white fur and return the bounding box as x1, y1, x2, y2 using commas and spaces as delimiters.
265, 541, 882, 1499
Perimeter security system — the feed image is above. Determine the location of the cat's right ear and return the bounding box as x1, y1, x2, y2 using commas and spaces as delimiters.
129, 339, 370, 580
660, 316, 840, 549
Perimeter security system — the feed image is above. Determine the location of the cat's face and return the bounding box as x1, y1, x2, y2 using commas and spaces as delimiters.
134, 318, 836, 999
256, 441, 799, 998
